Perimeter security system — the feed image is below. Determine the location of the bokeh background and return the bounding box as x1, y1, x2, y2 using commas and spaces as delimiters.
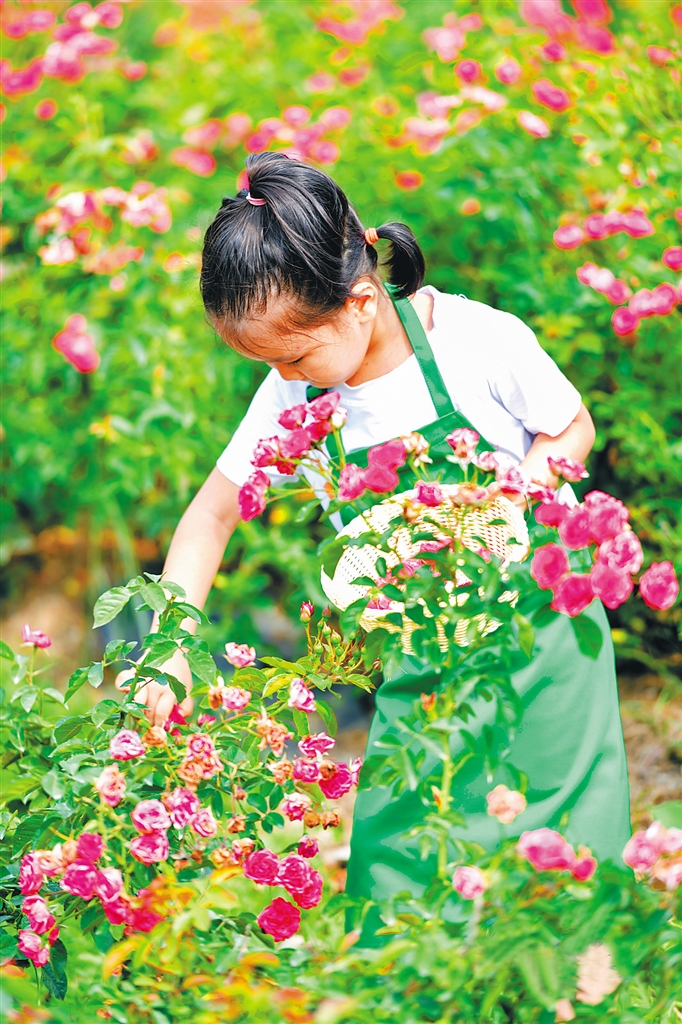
2, 0, 681, 821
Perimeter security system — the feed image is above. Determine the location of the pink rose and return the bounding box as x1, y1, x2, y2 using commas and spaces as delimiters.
611, 307, 640, 336
224, 642, 257, 668
452, 865, 488, 899
486, 785, 527, 825
305, 419, 333, 443
553, 224, 584, 249
495, 465, 530, 496
598, 530, 643, 575
279, 428, 312, 460
257, 896, 301, 942
531, 78, 571, 112
22, 896, 55, 935
95, 764, 126, 807
446, 427, 480, 460
530, 543, 570, 590
318, 762, 354, 800
291, 868, 323, 909
76, 832, 105, 863
590, 562, 633, 610
131, 800, 171, 834
191, 807, 218, 838
349, 757, 363, 785
298, 837, 319, 858
414, 481, 444, 507
110, 729, 145, 761
298, 732, 336, 757
280, 793, 312, 821
517, 828, 576, 871
307, 391, 341, 421
293, 757, 321, 783
19, 852, 44, 895
570, 848, 597, 881
187, 733, 216, 757
584, 490, 629, 543
367, 438, 407, 471
244, 849, 280, 885
650, 282, 677, 316
300, 600, 314, 622
363, 463, 399, 494
547, 457, 588, 482
130, 832, 169, 865
197, 714, 217, 727
557, 507, 592, 550
18, 930, 49, 967
534, 500, 567, 528
94, 867, 123, 903
163, 787, 200, 829
61, 861, 99, 899
238, 473, 268, 521
252, 436, 280, 468
277, 854, 312, 894
278, 403, 308, 430
20, 624, 52, 648
639, 561, 679, 611
662, 246, 682, 272
338, 463, 367, 501
222, 686, 252, 711
623, 825, 664, 873
550, 574, 594, 616
494, 56, 522, 85
288, 677, 316, 713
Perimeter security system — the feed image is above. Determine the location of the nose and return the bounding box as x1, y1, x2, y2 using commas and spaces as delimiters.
272, 363, 307, 382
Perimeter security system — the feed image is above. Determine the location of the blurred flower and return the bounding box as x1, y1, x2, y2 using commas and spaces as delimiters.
639, 561, 679, 610
547, 456, 588, 481
495, 56, 522, 85
18, 930, 49, 967
590, 562, 633, 609
486, 785, 527, 824
647, 45, 675, 67
61, 861, 99, 899
255, 709, 294, 757
39, 237, 78, 265
460, 85, 507, 112
452, 865, 488, 899
520, 0, 573, 36
531, 79, 571, 112
118, 60, 147, 80
530, 543, 570, 590
52, 314, 100, 373
550, 574, 594, 616
129, 831, 169, 864
518, 110, 551, 138
394, 170, 423, 190
662, 246, 682, 271
455, 59, 481, 83
558, 507, 591, 549
120, 130, 158, 164
0, 58, 44, 97
611, 307, 639, 336
171, 147, 216, 176
35, 98, 57, 120
553, 224, 583, 248
76, 832, 104, 863
2, 8, 55, 39
306, 72, 335, 92
21, 624, 51, 648
576, 944, 621, 1005
575, 21, 615, 55
518, 828, 576, 870
540, 41, 567, 61
598, 530, 643, 575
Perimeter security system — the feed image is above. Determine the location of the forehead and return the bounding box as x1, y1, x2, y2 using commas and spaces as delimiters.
213, 293, 339, 361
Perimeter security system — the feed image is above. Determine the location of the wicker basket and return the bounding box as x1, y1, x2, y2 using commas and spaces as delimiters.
320, 487, 529, 652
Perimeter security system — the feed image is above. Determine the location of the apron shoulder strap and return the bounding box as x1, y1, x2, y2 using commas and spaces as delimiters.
387, 285, 455, 419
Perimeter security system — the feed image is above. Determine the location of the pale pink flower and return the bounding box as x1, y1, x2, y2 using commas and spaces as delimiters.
553, 223, 584, 248
518, 110, 551, 139
298, 732, 336, 757
647, 45, 675, 66
453, 865, 488, 899
547, 457, 588, 482
131, 800, 171, 834
39, 237, 78, 265
224, 642, 257, 668
18, 929, 49, 967
22, 895, 55, 935
20, 624, 52, 648
222, 686, 252, 711
52, 315, 100, 373
110, 729, 145, 761
623, 825, 664, 873
517, 828, 576, 871
495, 464, 530, 496
486, 784, 527, 824
531, 79, 571, 112
280, 793, 312, 821
293, 757, 321, 783
598, 531, 642, 575
446, 427, 479, 461
495, 56, 522, 85
288, 677, 316, 713
639, 561, 679, 611
129, 831, 169, 864
163, 787, 200, 829
95, 764, 126, 807
19, 853, 44, 895
191, 807, 218, 838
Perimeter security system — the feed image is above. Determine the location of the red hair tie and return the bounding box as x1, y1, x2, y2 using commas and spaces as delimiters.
364, 227, 379, 245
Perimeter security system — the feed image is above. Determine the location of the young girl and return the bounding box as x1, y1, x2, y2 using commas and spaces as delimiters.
120, 152, 630, 937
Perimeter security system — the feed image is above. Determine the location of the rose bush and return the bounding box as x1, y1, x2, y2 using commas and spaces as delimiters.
1, 0, 680, 668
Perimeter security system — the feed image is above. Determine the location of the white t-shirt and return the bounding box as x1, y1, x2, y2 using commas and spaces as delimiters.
216, 286, 582, 503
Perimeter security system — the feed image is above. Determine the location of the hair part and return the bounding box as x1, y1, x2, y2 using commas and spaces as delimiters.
200, 152, 425, 332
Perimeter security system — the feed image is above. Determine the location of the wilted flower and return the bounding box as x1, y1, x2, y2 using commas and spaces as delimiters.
192, 807, 218, 838
255, 709, 294, 757
318, 762, 354, 800
224, 642, 257, 668
280, 793, 312, 821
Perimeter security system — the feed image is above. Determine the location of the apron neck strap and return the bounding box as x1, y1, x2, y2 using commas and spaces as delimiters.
386, 284, 455, 419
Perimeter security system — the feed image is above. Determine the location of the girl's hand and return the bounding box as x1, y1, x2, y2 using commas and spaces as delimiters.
115, 649, 193, 728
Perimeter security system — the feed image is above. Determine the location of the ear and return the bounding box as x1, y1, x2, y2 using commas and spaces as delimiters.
345, 277, 379, 323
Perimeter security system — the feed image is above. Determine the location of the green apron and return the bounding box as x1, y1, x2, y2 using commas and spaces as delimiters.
313, 289, 631, 945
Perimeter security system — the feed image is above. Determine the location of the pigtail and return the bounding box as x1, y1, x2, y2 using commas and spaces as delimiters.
375, 222, 425, 299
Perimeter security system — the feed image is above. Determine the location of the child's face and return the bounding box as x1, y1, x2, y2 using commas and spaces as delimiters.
214, 279, 379, 388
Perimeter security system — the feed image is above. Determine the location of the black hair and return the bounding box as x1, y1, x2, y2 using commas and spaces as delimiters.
200, 152, 425, 335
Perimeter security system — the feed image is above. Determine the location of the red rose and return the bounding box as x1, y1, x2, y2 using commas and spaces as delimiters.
590, 562, 633, 610
639, 561, 679, 611
76, 832, 105, 864
318, 762, 354, 800
256, 896, 301, 941
276, 854, 312, 895
557, 507, 592, 550
291, 869, 323, 909
530, 543, 570, 590
243, 849, 280, 886
550, 574, 594, 617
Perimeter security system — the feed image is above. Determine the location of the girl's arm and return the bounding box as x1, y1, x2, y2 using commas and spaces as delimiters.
520, 401, 596, 488
116, 468, 241, 727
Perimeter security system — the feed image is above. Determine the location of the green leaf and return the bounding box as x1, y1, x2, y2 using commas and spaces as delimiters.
42, 940, 68, 1000
186, 648, 216, 685
164, 673, 189, 704
54, 716, 86, 744
292, 708, 310, 737
42, 687, 65, 705
144, 638, 179, 669
175, 602, 207, 624
12, 814, 46, 853
160, 581, 186, 598
648, 800, 682, 829
532, 603, 560, 629
0, 639, 15, 660
88, 662, 104, 688
513, 612, 535, 660
315, 698, 337, 737
65, 666, 90, 701
91, 700, 121, 728
570, 614, 603, 659
93, 586, 131, 628
138, 582, 168, 613
41, 769, 66, 800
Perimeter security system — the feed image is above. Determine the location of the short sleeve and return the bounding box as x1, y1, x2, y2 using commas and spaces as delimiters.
216, 371, 305, 487
486, 313, 582, 437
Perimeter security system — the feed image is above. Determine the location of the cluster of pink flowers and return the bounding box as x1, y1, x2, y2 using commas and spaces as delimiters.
0, 2, 123, 98
623, 821, 682, 890
554, 208, 655, 251
241, 106, 351, 167
577, 262, 632, 305
532, 484, 679, 616
36, 182, 171, 272
611, 282, 680, 338
520, 0, 616, 57
170, 112, 251, 177
245, 847, 323, 940
239, 391, 348, 520
177, 732, 224, 788
517, 827, 598, 881
422, 11, 483, 63
316, 0, 402, 47
52, 314, 100, 373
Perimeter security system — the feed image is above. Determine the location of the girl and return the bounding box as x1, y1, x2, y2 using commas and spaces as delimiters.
120, 152, 630, 939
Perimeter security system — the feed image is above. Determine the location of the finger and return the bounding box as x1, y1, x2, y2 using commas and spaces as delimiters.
151, 688, 177, 729
114, 670, 134, 693
178, 694, 194, 719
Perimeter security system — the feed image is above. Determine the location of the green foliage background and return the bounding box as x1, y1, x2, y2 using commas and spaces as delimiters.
2, 0, 681, 663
